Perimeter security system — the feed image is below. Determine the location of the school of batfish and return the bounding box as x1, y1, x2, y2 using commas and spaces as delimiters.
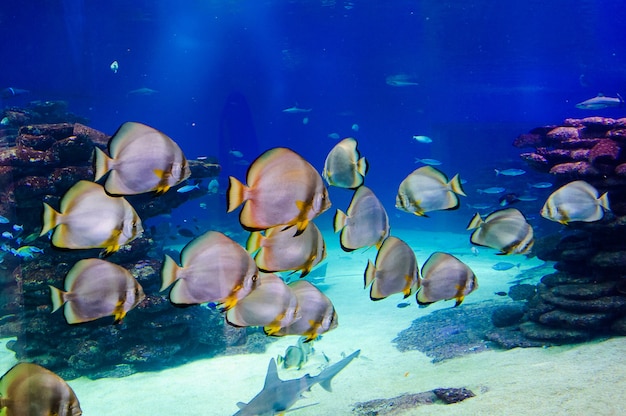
0, 125, 612, 414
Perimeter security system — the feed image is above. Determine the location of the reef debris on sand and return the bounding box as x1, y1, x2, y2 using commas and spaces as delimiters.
352, 387, 475, 415
393, 301, 499, 362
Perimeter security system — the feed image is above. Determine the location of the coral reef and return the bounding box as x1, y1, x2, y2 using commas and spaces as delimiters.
0, 103, 270, 379
487, 117, 626, 347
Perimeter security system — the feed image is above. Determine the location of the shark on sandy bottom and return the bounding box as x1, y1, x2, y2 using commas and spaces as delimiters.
233, 349, 360, 416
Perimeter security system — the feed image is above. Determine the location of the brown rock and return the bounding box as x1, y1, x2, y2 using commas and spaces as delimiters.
73, 123, 110, 148
590, 251, 626, 271
520, 152, 549, 169
519, 321, 591, 343
589, 139, 621, 166
549, 161, 601, 178
18, 123, 74, 140
538, 309, 616, 330
540, 289, 626, 313
16, 134, 57, 151
50, 135, 94, 164
547, 126, 580, 142
552, 281, 617, 300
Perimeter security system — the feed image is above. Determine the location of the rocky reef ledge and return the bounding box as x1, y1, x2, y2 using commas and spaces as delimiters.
394, 117, 626, 359
0, 102, 269, 380
488, 116, 626, 346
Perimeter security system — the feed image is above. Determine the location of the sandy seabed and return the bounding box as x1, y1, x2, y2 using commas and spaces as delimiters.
2, 230, 625, 416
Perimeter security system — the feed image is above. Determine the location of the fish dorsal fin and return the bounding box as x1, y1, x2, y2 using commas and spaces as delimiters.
597, 93, 605, 97
264, 358, 281, 388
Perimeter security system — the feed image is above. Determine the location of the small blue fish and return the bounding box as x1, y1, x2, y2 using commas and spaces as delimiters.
412, 135, 432, 144
477, 187, 506, 194
0, 216, 9, 224
495, 168, 526, 176
12, 224, 23, 232
529, 182, 553, 189
396, 302, 411, 308
176, 183, 200, 193
414, 158, 442, 166
491, 262, 520, 271
1, 232, 13, 239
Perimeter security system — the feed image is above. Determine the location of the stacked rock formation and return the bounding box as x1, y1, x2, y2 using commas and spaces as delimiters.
0, 102, 268, 379
489, 116, 626, 346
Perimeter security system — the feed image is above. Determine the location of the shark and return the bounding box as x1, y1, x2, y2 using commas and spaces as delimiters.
233, 349, 360, 416
575, 93, 624, 110
282, 105, 312, 113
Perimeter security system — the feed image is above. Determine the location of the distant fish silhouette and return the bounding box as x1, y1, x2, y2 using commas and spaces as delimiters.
127, 87, 158, 96
1, 87, 29, 99
234, 349, 360, 416
282, 105, 312, 113
575, 93, 623, 110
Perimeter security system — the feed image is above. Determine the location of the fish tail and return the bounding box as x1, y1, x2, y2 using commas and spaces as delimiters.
160, 254, 181, 292
49, 285, 66, 313
40, 203, 60, 236
226, 176, 247, 213
357, 157, 369, 177
94, 147, 113, 181
246, 231, 263, 253
364, 260, 376, 288
449, 174, 466, 196
494, 169, 501, 176
466, 212, 483, 230
333, 209, 347, 233
598, 192, 611, 211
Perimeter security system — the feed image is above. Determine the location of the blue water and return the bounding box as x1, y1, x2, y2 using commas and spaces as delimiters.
1, 1, 626, 413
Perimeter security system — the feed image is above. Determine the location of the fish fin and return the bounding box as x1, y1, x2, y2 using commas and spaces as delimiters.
236, 402, 247, 409
466, 212, 483, 230
402, 275, 413, 298
333, 209, 347, 233
449, 174, 466, 196
112, 301, 127, 324
453, 284, 466, 307
264, 324, 282, 336
49, 286, 66, 313
101, 229, 123, 255
160, 254, 180, 292
357, 157, 369, 177
364, 260, 376, 288
294, 201, 311, 235
153, 169, 171, 195
276, 355, 284, 366
93, 147, 113, 182
219, 294, 239, 312
246, 231, 263, 253
598, 192, 611, 211
226, 176, 246, 213
40, 203, 60, 236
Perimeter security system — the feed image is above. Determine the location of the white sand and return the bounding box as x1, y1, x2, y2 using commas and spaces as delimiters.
2, 229, 625, 415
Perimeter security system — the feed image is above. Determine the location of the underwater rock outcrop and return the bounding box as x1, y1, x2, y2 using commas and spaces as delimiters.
351, 387, 475, 415
488, 116, 626, 347
0, 103, 270, 379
